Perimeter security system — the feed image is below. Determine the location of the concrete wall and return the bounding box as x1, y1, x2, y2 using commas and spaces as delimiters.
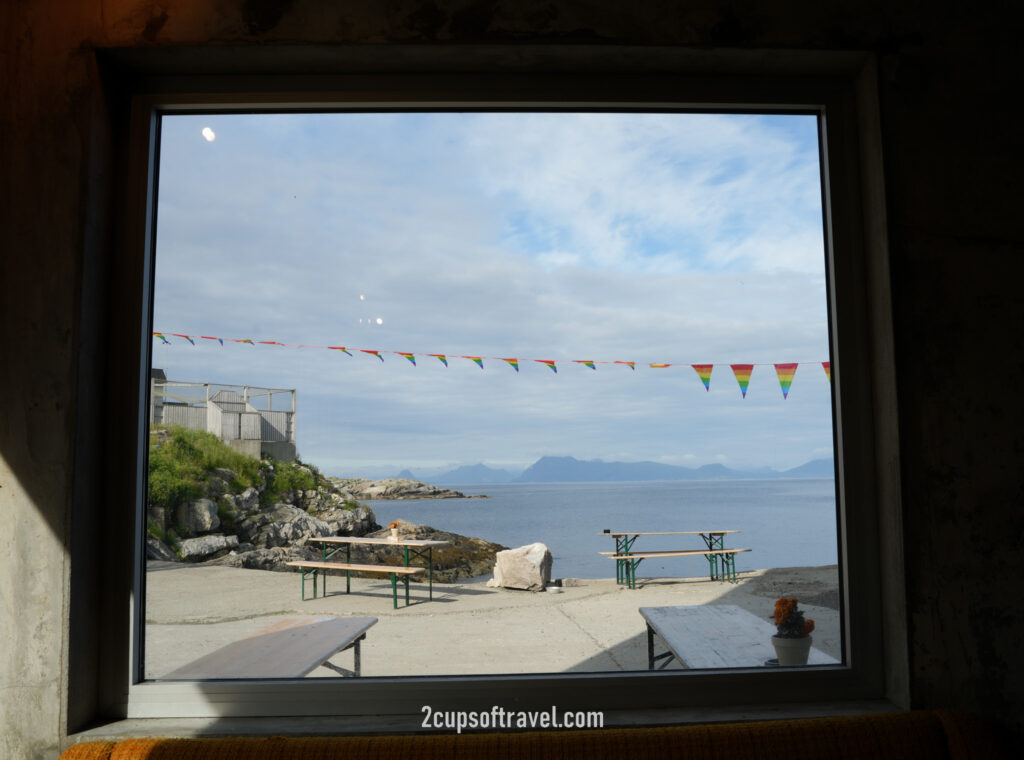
1, 2, 1020, 758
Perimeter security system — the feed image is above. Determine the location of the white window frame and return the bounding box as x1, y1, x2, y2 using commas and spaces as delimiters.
76, 48, 906, 732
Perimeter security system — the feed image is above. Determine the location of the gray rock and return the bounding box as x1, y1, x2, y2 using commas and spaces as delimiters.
487, 542, 552, 591
221, 486, 261, 517
176, 498, 220, 535
178, 533, 238, 561
335, 477, 475, 500
249, 504, 334, 549
311, 505, 377, 535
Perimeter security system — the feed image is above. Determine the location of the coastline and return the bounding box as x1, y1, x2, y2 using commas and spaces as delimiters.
145, 563, 840, 678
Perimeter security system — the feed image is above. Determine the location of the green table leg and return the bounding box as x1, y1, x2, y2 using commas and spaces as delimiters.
391, 573, 397, 609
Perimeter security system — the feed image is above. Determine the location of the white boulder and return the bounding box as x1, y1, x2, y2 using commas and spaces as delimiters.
487, 542, 552, 591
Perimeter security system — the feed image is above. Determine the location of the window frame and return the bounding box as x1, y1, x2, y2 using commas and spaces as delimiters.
79, 49, 906, 730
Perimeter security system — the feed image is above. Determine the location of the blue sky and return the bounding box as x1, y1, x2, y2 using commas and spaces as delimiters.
151, 112, 834, 478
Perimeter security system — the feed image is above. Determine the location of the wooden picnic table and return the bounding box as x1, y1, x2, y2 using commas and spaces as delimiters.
601, 530, 747, 587
161, 616, 377, 679
639, 605, 840, 670
287, 536, 448, 608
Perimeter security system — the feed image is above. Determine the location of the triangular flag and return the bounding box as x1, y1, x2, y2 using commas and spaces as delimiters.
822, 362, 831, 382
573, 360, 597, 370
499, 358, 520, 372
428, 354, 449, 367
649, 363, 672, 369
171, 333, 195, 345
462, 356, 484, 369
232, 338, 255, 345
361, 349, 384, 362
613, 361, 635, 370
258, 340, 285, 346
731, 364, 754, 398
328, 346, 353, 356
201, 335, 224, 346
691, 364, 713, 391
774, 363, 799, 399
395, 352, 417, 366
153, 332, 170, 344
535, 359, 558, 373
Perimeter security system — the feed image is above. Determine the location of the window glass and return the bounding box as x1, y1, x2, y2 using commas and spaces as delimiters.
144, 112, 838, 680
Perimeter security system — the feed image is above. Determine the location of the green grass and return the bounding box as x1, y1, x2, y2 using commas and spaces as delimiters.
261, 460, 317, 504
148, 426, 262, 513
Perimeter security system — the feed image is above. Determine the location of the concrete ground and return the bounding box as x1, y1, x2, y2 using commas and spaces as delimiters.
145, 563, 841, 679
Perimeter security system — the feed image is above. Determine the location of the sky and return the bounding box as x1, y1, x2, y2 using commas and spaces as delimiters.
151, 112, 834, 478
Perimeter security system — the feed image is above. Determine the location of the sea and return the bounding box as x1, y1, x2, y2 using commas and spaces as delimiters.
367, 478, 838, 580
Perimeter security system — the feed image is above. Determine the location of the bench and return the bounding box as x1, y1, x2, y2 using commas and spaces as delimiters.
607, 548, 752, 587
161, 616, 377, 679
639, 604, 840, 669
285, 560, 424, 609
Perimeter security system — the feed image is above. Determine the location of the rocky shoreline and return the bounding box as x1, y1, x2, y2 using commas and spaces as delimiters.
146, 467, 502, 581
332, 477, 488, 500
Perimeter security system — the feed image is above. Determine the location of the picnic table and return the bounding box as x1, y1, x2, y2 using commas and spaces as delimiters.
287, 535, 448, 609
161, 616, 377, 679
601, 530, 749, 588
639, 605, 840, 669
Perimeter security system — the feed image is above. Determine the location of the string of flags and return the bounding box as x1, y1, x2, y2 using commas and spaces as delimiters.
153, 332, 830, 399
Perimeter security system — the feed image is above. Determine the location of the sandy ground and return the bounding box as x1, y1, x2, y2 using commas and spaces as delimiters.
145, 563, 841, 679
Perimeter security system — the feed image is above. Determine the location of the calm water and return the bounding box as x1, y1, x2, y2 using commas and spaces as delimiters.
370, 479, 838, 579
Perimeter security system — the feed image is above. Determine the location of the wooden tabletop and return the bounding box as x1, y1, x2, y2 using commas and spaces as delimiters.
161, 616, 378, 679
312, 536, 449, 547
603, 530, 739, 537
639, 605, 839, 669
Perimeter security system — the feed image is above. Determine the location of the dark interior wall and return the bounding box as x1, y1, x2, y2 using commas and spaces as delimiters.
1, 2, 1020, 758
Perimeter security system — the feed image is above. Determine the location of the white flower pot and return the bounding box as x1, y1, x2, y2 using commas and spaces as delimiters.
771, 634, 812, 666
389, 528, 399, 541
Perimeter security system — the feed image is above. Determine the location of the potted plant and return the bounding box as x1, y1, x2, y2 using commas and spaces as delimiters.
771, 597, 815, 665
388, 521, 400, 541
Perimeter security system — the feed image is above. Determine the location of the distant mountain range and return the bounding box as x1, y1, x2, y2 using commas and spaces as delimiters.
403, 456, 835, 484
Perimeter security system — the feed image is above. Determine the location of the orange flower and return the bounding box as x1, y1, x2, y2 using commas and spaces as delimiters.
802, 619, 815, 635
388, 521, 399, 529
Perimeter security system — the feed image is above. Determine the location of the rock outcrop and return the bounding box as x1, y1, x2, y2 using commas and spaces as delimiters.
146, 464, 501, 581
487, 542, 553, 591
178, 534, 239, 561
332, 477, 487, 500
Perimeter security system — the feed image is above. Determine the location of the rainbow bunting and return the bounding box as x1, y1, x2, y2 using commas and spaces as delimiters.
463, 356, 484, 369
171, 333, 195, 345
396, 352, 417, 366
649, 363, 672, 369
497, 358, 519, 372
574, 360, 597, 370
202, 335, 224, 346
232, 338, 255, 345
535, 359, 558, 373
774, 363, 799, 399
153, 332, 170, 344
428, 354, 449, 367
614, 361, 636, 370
692, 364, 713, 391
361, 349, 384, 362
328, 346, 353, 356
730, 364, 754, 398
258, 340, 285, 346
822, 362, 831, 382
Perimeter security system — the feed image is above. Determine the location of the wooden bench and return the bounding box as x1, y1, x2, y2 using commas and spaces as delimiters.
286, 560, 424, 609
607, 548, 751, 587
162, 616, 377, 679
639, 604, 840, 669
